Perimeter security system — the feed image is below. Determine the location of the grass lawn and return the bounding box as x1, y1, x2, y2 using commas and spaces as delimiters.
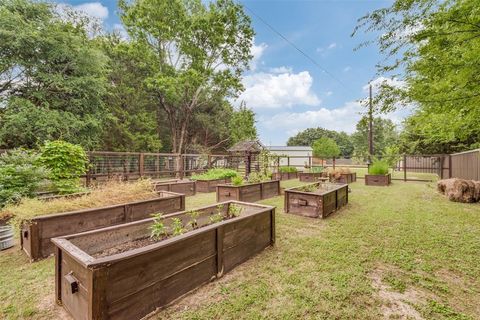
1, 179, 480, 319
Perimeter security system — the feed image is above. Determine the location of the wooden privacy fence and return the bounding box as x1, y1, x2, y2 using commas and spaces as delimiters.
450, 149, 480, 180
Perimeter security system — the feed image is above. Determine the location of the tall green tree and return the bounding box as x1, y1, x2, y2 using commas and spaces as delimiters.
355, 0, 480, 153
99, 34, 162, 152
351, 117, 399, 162
287, 127, 354, 158
119, 0, 254, 157
0, 0, 108, 149
229, 102, 257, 145
312, 137, 341, 159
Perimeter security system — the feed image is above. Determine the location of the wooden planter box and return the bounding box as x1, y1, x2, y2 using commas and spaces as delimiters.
330, 172, 357, 184
20, 191, 185, 261
52, 201, 275, 320
216, 180, 280, 203
271, 172, 299, 180
365, 173, 391, 186
153, 180, 196, 196
298, 172, 328, 182
195, 178, 231, 193
284, 182, 348, 219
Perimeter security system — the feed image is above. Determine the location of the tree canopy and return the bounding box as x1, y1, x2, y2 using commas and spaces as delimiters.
287, 127, 354, 158
355, 0, 480, 154
312, 137, 341, 159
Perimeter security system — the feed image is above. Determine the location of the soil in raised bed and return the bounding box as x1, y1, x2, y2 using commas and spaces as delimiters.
90, 207, 245, 258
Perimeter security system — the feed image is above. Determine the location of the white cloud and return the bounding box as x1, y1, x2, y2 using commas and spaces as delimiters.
269, 66, 293, 74
316, 42, 337, 53
343, 66, 351, 72
113, 23, 129, 40
238, 71, 321, 109
73, 2, 109, 20
325, 91, 333, 96
263, 101, 363, 134
250, 41, 267, 71
364, 76, 406, 94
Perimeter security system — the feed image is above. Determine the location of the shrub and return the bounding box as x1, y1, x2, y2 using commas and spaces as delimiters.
310, 166, 323, 173
0, 149, 47, 208
232, 175, 244, 186
38, 141, 88, 194
279, 166, 298, 173
369, 160, 389, 175
312, 137, 341, 158
190, 168, 239, 181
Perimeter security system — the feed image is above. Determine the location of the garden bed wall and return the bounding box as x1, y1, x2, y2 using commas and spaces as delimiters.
365, 173, 391, 186
216, 180, 280, 203
52, 201, 275, 320
195, 178, 231, 193
330, 172, 357, 184
271, 172, 299, 180
298, 172, 328, 182
153, 180, 196, 196
21, 191, 185, 261
284, 182, 348, 219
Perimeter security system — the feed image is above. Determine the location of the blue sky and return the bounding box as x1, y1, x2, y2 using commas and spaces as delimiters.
59, 0, 407, 146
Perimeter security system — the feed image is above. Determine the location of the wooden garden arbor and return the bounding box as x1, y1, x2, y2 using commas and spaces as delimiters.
228, 140, 264, 178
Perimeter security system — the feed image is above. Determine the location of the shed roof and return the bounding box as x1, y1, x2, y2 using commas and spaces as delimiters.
228, 140, 265, 153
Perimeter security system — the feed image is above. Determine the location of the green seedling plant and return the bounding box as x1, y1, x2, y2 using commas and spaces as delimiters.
300, 184, 318, 193
171, 217, 186, 236
150, 213, 167, 240
209, 212, 224, 224
187, 210, 200, 229
227, 203, 242, 218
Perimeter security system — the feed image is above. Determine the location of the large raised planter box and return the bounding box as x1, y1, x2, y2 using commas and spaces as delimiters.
20, 191, 185, 261
216, 180, 280, 203
271, 172, 299, 180
52, 201, 275, 320
195, 178, 231, 193
284, 182, 348, 219
365, 173, 391, 186
153, 179, 196, 196
330, 172, 357, 184
298, 172, 328, 182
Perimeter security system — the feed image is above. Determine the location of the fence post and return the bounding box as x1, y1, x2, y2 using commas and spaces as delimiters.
403, 154, 407, 182
332, 157, 336, 170
309, 156, 312, 168
448, 154, 452, 179
178, 154, 184, 179
139, 153, 144, 177
287, 156, 290, 167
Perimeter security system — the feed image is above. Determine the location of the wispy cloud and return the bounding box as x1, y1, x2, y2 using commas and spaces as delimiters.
73, 2, 109, 20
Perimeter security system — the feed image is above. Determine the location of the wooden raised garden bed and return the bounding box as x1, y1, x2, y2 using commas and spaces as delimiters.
271, 172, 299, 180
365, 173, 391, 186
284, 182, 348, 219
195, 178, 231, 193
298, 172, 328, 182
330, 172, 357, 184
20, 191, 185, 261
216, 180, 280, 203
52, 201, 275, 320
153, 179, 196, 196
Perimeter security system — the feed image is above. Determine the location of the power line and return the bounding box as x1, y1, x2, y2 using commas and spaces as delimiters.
242, 3, 349, 91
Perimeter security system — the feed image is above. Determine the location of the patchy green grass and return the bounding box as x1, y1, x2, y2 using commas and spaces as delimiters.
1, 180, 479, 319
349, 167, 438, 181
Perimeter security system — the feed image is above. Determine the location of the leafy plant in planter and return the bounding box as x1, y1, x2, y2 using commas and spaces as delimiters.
190, 168, 239, 181
369, 160, 389, 175
300, 184, 317, 192
310, 166, 324, 173
171, 217, 186, 236
227, 203, 242, 218
187, 210, 200, 229
232, 175, 244, 186
150, 213, 167, 239
247, 172, 270, 184
279, 166, 297, 173
209, 212, 224, 224
38, 141, 88, 194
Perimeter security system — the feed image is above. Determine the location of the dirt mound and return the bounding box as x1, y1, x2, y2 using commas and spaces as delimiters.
437, 178, 480, 203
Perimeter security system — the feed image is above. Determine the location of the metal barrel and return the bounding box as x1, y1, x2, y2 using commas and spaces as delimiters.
0, 225, 14, 250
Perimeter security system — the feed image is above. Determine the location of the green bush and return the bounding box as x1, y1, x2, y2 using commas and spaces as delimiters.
190, 168, 239, 181
368, 160, 389, 175
38, 141, 88, 194
279, 166, 298, 173
247, 172, 270, 184
310, 166, 324, 173
0, 149, 47, 208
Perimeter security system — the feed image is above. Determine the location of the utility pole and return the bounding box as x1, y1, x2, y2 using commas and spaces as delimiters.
368, 84, 374, 161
